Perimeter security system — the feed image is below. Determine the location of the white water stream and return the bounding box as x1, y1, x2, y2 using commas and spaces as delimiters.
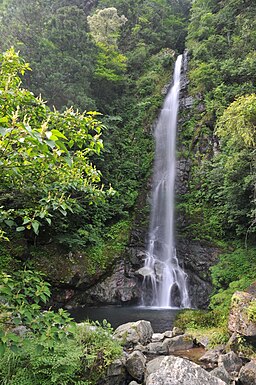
142, 54, 190, 308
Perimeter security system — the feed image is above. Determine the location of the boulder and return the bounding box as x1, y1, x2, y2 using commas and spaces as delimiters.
218, 351, 243, 378
145, 356, 165, 379
162, 334, 194, 353
102, 355, 127, 385
199, 347, 224, 369
128, 382, 141, 385
172, 326, 184, 336
238, 360, 256, 385
145, 341, 167, 355
114, 320, 153, 347
145, 355, 226, 385
126, 351, 146, 381
152, 333, 165, 342
211, 366, 232, 384
228, 291, 256, 336
164, 330, 174, 338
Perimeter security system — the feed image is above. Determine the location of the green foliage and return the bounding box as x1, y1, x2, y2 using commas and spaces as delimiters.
85, 219, 131, 274
181, 0, 256, 243
0, 320, 122, 385
94, 42, 127, 82
208, 248, 256, 323
216, 94, 256, 148
0, 270, 75, 356
76, 320, 122, 384
0, 48, 113, 245
87, 7, 127, 47
0, 1, 96, 111
210, 248, 256, 291
175, 309, 225, 329
174, 309, 229, 347
247, 301, 256, 322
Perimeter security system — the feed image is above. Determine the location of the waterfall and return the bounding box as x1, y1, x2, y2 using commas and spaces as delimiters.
142, 54, 190, 308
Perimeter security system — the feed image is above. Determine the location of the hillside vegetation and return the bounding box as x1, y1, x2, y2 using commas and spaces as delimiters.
0, 0, 256, 381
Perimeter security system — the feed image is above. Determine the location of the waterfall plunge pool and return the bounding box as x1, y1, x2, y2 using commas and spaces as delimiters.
69, 306, 180, 333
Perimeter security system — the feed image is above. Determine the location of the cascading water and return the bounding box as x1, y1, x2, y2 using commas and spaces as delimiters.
142, 54, 190, 308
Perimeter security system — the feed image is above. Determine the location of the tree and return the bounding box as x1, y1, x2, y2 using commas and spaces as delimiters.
216, 94, 256, 148
0, 48, 113, 244
87, 7, 127, 47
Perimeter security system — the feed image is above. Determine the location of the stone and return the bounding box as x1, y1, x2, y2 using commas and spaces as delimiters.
103, 355, 127, 385
114, 320, 153, 347
211, 365, 232, 384
145, 355, 226, 385
129, 382, 141, 385
162, 334, 194, 353
145, 356, 165, 380
126, 351, 146, 381
218, 351, 243, 378
145, 341, 167, 355
228, 291, 256, 336
199, 347, 224, 368
164, 330, 173, 338
239, 360, 256, 385
152, 333, 165, 342
172, 326, 184, 336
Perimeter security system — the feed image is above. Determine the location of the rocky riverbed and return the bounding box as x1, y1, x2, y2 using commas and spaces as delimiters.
100, 319, 256, 385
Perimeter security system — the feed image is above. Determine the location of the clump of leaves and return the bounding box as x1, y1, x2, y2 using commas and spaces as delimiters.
0, 269, 75, 355
0, 320, 122, 385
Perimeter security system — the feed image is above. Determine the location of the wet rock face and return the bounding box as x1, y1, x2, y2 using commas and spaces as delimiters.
176, 239, 219, 308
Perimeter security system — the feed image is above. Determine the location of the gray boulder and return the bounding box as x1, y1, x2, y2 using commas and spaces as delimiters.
218, 351, 243, 378
145, 355, 226, 385
239, 360, 256, 385
199, 347, 224, 369
114, 320, 153, 347
152, 333, 165, 342
145, 356, 165, 379
126, 350, 146, 381
145, 341, 167, 355
162, 334, 194, 353
211, 365, 232, 384
228, 291, 256, 336
103, 355, 127, 385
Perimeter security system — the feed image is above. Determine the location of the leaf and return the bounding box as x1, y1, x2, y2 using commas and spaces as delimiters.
32, 220, 40, 235
0, 117, 8, 123
10, 344, 19, 354
16, 226, 25, 232
0, 342, 6, 357
35, 344, 44, 354
45, 140, 56, 149
4, 219, 15, 227
45, 131, 52, 139
51, 129, 67, 140
0, 127, 8, 136
64, 156, 73, 167
46, 217, 51, 225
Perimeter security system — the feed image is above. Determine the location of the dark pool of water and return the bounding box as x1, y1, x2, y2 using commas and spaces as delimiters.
69, 306, 180, 333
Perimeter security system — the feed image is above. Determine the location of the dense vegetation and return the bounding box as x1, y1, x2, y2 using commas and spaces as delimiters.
175, 0, 256, 346
0, 0, 256, 381
0, 1, 191, 383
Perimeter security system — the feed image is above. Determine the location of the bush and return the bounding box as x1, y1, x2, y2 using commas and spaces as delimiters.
0, 320, 122, 385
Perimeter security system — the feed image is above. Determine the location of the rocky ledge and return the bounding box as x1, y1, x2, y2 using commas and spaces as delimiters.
100, 320, 256, 385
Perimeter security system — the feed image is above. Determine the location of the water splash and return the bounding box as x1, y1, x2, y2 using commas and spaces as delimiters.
142, 54, 190, 308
